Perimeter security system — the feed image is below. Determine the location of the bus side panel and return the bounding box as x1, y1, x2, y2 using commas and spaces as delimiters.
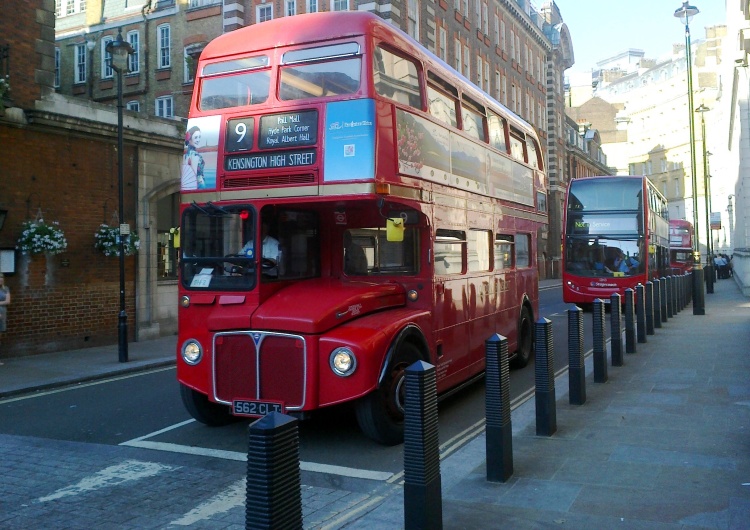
317, 309, 433, 408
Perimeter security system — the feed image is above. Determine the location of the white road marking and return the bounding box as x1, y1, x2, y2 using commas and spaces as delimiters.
169, 478, 245, 526
121, 437, 394, 481
37, 459, 177, 502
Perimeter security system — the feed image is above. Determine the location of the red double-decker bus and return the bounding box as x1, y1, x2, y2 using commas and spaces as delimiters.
177, 11, 547, 444
669, 219, 694, 274
562, 176, 670, 305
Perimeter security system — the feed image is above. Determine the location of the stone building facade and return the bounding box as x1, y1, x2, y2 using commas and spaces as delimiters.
0, 0, 182, 357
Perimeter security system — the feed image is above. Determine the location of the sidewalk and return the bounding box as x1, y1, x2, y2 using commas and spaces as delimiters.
0, 335, 176, 398
1, 278, 749, 529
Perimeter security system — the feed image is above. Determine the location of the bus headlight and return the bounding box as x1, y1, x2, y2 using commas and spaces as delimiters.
329, 347, 357, 377
182, 340, 203, 365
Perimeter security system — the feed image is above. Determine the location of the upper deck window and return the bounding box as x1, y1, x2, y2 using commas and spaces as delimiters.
279, 43, 361, 101
373, 46, 422, 109
461, 104, 485, 141
199, 56, 271, 110
488, 112, 507, 152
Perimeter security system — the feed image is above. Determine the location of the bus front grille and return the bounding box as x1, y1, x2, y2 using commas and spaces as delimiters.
213, 332, 307, 410
223, 173, 316, 188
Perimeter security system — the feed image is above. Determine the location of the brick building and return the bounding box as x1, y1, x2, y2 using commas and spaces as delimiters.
0, 0, 182, 357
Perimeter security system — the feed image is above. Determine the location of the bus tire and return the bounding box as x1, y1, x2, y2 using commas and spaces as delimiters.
355, 342, 421, 446
180, 384, 236, 426
512, 306, 533, 368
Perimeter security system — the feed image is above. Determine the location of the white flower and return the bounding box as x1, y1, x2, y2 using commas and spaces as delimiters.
17, 219, 68, 255
94, 224, 140, 257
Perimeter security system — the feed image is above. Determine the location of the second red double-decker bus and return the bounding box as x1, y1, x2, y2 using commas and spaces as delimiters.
562, 176, 670, 305
177, 11, 547, 445
669, 219, 694, 274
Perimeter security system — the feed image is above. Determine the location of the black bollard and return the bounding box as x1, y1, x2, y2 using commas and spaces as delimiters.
404, 360, 442, 530
653, 279, 662, 329
645, 281, 655, 335
679, 274, 685, 310
660, 277, 668, 322
671, 275, 679, 315
534, 318, 556, 437
636, 284, 647, 344
593, 299, 608, 383
246, 413, 302, 530
610, 293, 624, 366
692, 267, 706, 315
485, 334, 513, 482
666, 276, 674, 318
624, 288, 636, 354
568, 306, 586, 405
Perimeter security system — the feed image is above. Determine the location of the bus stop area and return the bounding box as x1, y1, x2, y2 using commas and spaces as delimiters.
0, 277, 749, 528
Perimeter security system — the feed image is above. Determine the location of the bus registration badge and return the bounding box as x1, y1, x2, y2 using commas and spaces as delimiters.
233, 399, 285, 417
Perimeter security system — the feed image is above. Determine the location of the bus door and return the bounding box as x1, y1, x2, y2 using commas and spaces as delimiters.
433, 229, 474, 385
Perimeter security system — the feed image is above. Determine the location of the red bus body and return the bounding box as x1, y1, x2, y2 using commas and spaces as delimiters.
669, 219, 694, 274
176, 12, 547, 444
562, 176, 670, 305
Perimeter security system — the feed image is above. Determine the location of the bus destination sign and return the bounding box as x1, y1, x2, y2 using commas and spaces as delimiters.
259, 110, 318, 149
224, 149, 317, 171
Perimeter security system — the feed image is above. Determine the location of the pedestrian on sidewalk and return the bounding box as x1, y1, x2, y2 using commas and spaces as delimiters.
0, 272, 10, 341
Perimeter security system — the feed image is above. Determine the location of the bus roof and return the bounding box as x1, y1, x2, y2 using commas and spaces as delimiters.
199, 11, 540, 142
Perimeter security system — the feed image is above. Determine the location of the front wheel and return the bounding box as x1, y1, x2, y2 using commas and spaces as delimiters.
180, 384, 236, 426
512, 306, 533, 368
355, 342, 421, 445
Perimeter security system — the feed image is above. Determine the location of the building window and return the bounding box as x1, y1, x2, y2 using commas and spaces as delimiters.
407, 0, 419, 40
257, 3, 272, 22
61, 0, 86, 16
482, 3, 488, 34
155, 95, 174, 117
484, 60, 489, 93
476, 56, 482, 87
674, 177, 680, 195
475, 0, 481, 28
101, 37, 113, 78
74, 44, 86, 84
306, 0, 318, 12
157, 25, 171, 68
463, 45, 470, 79
331, 0, 347, 11
127, 100, 140, 111
494, 15, 499, 46
454, 39, 461, 73
438, 27, 447, 62
286, 0, 296, 16
127, 31, 140, 73
510, 28, 515, 60
54, 48, 61, 87
188, 0, 220, 6
500, 20, 506, 52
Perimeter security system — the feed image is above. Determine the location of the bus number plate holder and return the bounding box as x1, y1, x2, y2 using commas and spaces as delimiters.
233, 399, 285, 417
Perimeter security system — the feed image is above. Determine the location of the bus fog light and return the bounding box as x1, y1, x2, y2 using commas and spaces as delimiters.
407, 289, 419, 302
180, 296, 190, 308
182, 340, 203, 365
330, 348, 356, 376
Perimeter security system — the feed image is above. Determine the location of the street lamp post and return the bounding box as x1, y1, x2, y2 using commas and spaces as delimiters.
695, 103, 713, 293
106, 29, 134, 362
674, 1, 705, 315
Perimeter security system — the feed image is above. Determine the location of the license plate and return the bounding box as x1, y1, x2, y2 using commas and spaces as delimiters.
232, 399, 285, 417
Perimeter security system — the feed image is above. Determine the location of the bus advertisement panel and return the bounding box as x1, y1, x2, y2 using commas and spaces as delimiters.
562, 176, 670, 305
177, 11, 547, 445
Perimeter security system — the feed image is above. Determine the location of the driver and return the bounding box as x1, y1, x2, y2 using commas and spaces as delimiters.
241, 220, 279, 277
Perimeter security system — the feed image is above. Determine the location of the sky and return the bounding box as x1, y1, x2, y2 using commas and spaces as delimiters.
552, 0, 728, 74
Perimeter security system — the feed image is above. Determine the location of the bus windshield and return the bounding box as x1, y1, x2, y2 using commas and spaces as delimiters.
566, 237, 644, 277
180, 205, 320, 290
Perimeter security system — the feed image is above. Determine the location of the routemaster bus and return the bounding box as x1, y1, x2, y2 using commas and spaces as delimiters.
177, 11, 547, 445
669, 219, 694, 274
562, 176, 670, 305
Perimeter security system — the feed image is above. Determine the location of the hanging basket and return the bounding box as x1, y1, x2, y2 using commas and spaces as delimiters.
94, 224, 140, 257
17, 219, 68, 255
